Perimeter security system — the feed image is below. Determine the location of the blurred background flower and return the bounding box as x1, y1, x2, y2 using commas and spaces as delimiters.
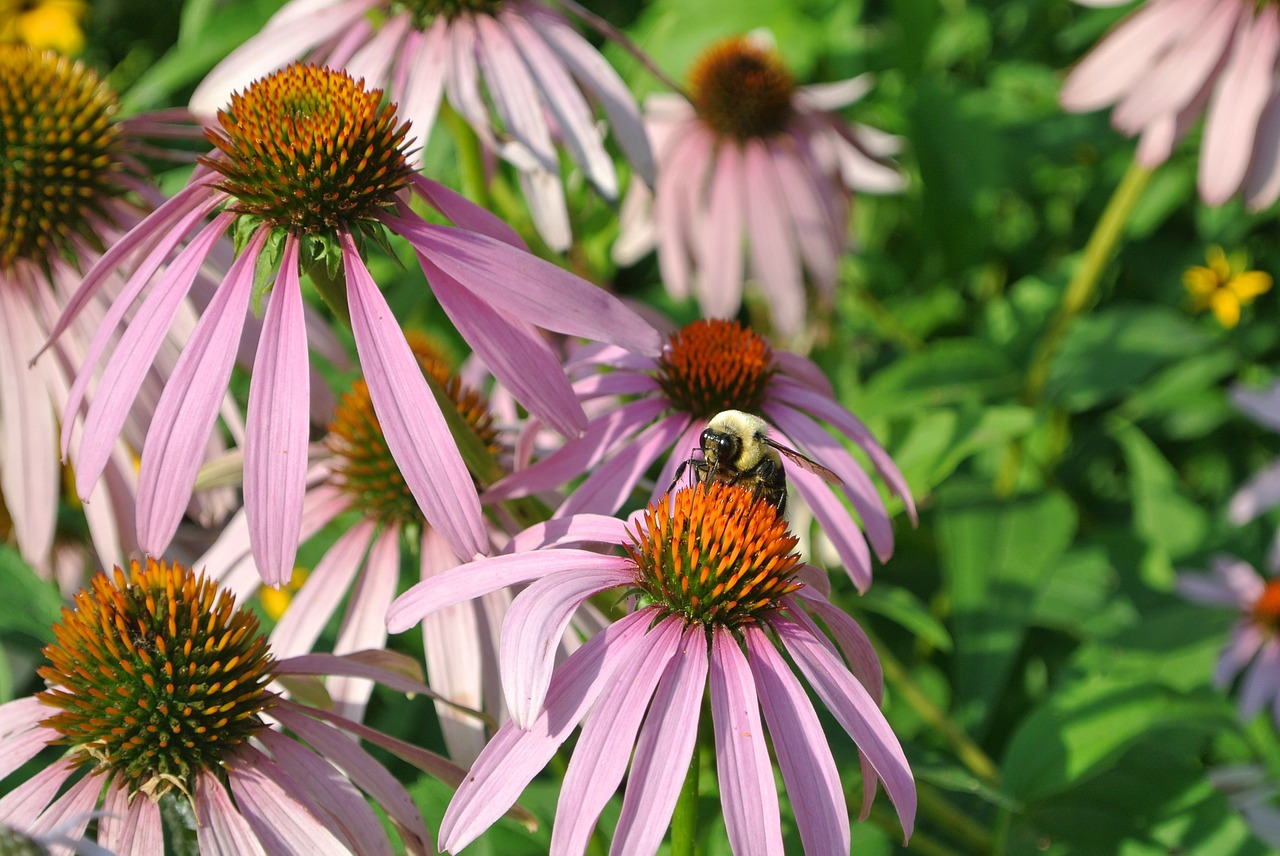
0, 0, 86, 54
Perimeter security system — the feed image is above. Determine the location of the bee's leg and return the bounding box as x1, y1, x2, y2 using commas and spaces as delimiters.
667, 459, 690, 495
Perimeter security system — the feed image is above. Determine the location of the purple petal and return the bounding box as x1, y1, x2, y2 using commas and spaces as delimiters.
766, 137, 841, 292
743, 140, 804, 335
269, 519, 375, 658
195, 773, 268, 856
745, 626, 851, 854
342, 233, 487, 560
474, 14, 557, 170
1216, 624, 1266, 687
0, 758, 75, 826
227, 747, 352, 855
135, 229, 263, 555
328, 528, 400, 721
697, 143, 746, 319
388, 549, 631, 632
555, 411, 688, 518
1241, 642, 1280, 719
611, 624, 709, 855
30, 770, 98, 839
550, 616, 684, 856
440, 609, 655, 852
788, 466, 874, 591
244, 237, 309, 587
100, 780, 163, 856
773, 612, 916, 838
407, 174, 524, 249
655, 123, 715, 299
398, 22, 450, 162
792, 592, 884, 702
709, 627, 785, 856
388, 214, 662, 353
1230, 460, 1280, 525
501, 564, 635, 727
421, 253, 586, 438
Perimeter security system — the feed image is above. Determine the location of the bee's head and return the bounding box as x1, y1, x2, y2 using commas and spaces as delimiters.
700, 426, 741, 465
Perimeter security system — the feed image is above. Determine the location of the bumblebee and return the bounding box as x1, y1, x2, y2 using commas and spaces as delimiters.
669, 410, 842, 515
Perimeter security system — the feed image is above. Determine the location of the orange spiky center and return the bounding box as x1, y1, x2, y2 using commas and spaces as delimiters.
36, 558, 276, 799
656, 319, 775, 418
0, 45, 120, 270
625, 482, 803, 628
327, 333, 499, 525
688, 37, 795, 142
1253, 580, 1280, 630
200, 63, 415, 234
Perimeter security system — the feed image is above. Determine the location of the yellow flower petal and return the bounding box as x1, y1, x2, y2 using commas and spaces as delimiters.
1229, 271, 1273, 302
1183, 266, 1219, 298
1206, 245, 1232, 281
1210, 289, 1242, 328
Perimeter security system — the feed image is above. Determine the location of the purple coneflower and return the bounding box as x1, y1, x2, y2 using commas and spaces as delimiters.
387, 482, 916, 854
200, 337, 513, 762
1060, 0, 1280, 208
1178, 555, 1280, 724
0, 46, 236, 581
50, 63, 661, 587
1229, 381, 1280, 562
189, 0, 654, 252
613, 35, 903, 336
0, 556, 466, 854
485, 318, 915, 591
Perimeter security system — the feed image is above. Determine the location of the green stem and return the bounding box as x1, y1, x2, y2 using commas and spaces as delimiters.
670, 738, 701, 856
917, 782, 994, 853
441, 103, 490, 210
1024, 159, 1152, 402
864, 626, 1000, 785
867, 804, 964, 856
304, 249, 351, 329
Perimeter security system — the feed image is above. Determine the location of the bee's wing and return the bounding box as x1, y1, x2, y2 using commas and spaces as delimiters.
765, 438, 843, 486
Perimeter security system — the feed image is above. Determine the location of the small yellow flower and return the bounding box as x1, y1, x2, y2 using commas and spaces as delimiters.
0, 0, 87, 55
261, 566, 310, 620
1184, 245, 1272, 328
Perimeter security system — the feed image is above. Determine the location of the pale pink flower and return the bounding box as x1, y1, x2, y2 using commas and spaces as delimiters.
388, 483, 916, 854
189, 0, 654, 252
0, 47, 237, 581
1229, 381, 1280, 560
49, 64, 661, 588
0, 557, 466, 855
1209, 765, 1280, 848
1060, 0, 1280, 208
1178, 555, 1280, 724
613, 35, 903, 336
484, 318, 915, 591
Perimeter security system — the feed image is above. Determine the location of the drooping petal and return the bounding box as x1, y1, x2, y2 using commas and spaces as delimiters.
610, 624, 709, 856
406, 174, 524, 249
388, 549, 629, 632
29, 769, 98, 840
709, 628, 784, 856
269, 519, 376, 658
0, 757, 76, 826
226, 747, 351, 856
398, 21, 450, 162
742, 140, 804, 335
329, 527, 400, 722
440, 609, 655, 852
244, 237, 309, 587
550, 616, 683, 856
499, 513, 630, 554
555, 411, 689, 518
195, 773, 269, 856
342, 234, 487, 560
135, 229, 264, 555
99, 779, 163, 856
696, 142, 746, 320
1241, 642, 1280, 720
501, 564, 635, 727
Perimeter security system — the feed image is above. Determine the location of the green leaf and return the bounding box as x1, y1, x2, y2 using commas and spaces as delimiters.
0, 546, 61, 643
857, 339, 1016, 417
1109, 418, 1209, 560
251, 229, 287, 317
855, 585, 952, 652
936, 481, 1077, 734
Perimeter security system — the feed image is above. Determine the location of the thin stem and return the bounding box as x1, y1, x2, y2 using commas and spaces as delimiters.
670, 738, 701, 856
1024, 159, 1152, 402
864, 625, 1000, 785
304, 251, 351, 329
867, 804, 964, 856
917, 782, 994, 853
553, 0, 689, 99
441, 103, 490, 210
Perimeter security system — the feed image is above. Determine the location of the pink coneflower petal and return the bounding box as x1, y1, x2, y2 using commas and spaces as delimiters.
344, 11, 407, 89
766, 137, 840, 292
612, 624, 708, 856
549, 617, 683, 856
1058, 0, 1213, 112
1199, 9, 1279, 204
30, 771, 98, 839
1216, 624, 1267, 688
1245, 92, 1280, 209
499, 512, 630, 553
793, 591, 884, 702
1232, 462, 1280, 524
1240, 642, 1280, 718
709, 628, 784, 856
407, 175, 524, 249
743, 140, 804, 334
388, 216, 662, 354
774, 612, 916, 836
195, 773, 268, 856
556, 411, 689, 518
475, 15, 557, 172
342, 234, 487, 561
444, 16, 501, 153
0, 758, 75, 825
526, 5, 655, 184
99, 783, 162, 855
422, 254, 586, 438
269, 704, 431, 852
440, 610, 653, 852
388, 550, 632, 633
500, 564, 636, 727
270, 520, 376, 658
227, 749, 351, 855
504, 11, 616, 198
398, 23, 450, 160
788, 469, 873, 590
745, 625, 851, 854
72, 209, 232, 493
698, 142, 746, 319
1111, 0, 1238, 135
655, 126, 714, 299
135, 229, 264, 554
0, 287, 57, 568
329, 528, 400, 720
244, 237, 310, 587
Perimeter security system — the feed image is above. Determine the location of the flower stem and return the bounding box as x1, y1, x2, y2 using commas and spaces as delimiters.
865, 625, 1000, 785
1023, 159, 1152, 402
670, 737, 701, 856
304, 252, 352, 329
441, 103, 490, 211
868, 803, 965, 856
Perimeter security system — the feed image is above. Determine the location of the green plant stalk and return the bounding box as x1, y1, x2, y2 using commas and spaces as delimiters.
917, 781, 993, 853
868, 803, 964, 856
304, 254, 352, 329
864, 625, 1000, 785
670, 739, 701, 856
1024, 159, 1152, 402
441, 103, 490, 210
